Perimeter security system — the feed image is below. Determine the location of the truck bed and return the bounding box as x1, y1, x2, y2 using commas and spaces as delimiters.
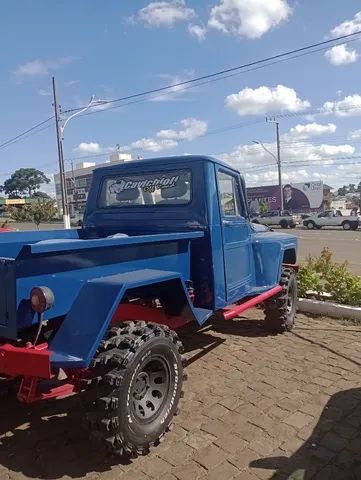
0, 229, 203, 339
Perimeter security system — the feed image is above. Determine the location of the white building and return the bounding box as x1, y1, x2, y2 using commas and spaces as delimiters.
54, 152, 132, 217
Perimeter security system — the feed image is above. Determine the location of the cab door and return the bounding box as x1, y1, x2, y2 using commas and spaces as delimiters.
216, 167, 252, 303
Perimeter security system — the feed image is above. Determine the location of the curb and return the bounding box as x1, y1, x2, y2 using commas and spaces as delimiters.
298, 298, 361, 321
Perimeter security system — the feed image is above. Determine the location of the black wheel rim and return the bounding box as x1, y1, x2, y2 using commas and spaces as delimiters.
130, 356, 170, 423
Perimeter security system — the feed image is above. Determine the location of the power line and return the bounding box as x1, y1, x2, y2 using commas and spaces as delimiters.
65, 38, 360, 120
0, 116, 54, 151
63, 30, 361, 115
0, 123, 54, 151
243, 157, 361, 173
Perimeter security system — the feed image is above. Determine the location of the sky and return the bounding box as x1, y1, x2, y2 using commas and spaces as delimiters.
1, 0, 361, 195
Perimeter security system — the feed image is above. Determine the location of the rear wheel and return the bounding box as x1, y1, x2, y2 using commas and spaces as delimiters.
280, 220, 288, 229
263, 268, 298, 333
343, 221, 351, 231
84, 321, 184, 457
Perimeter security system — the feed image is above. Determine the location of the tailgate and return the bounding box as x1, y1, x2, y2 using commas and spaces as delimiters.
0, 259, 17, 340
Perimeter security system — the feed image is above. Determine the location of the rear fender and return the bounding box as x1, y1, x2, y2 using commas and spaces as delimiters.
49, 269, 209, 369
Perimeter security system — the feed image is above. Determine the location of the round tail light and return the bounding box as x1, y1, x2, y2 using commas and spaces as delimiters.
30, 287, 55, 313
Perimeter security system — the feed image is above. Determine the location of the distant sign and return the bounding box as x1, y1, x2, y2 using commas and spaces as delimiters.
5, 199, 26, 205
247, 181, 323, 213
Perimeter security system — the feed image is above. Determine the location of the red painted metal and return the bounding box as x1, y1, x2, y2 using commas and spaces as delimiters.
222, 285, 283, 321
0, 342, 51, 379
112, 303, 192, 330
17, 376, 76, 403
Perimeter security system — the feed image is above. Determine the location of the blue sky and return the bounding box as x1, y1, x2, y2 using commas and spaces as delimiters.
1, 0, 361, 193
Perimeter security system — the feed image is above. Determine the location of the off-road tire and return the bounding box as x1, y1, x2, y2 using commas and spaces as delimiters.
263, 268, 298, 333
83, 321, 185, 457
306, 221, 315, 230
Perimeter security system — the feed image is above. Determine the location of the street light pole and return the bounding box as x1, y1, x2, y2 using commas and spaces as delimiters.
52, 76, 70, 229
52, 77, 106, 229
275, 121, 283, 211
266, 117, 283, 211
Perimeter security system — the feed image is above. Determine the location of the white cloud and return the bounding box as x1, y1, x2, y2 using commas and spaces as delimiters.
14, 57, 76, 77
316, 144, 355, 156
131, 138, 178, 152
74, 142, 104, 154
330, 11, 361, 37
208, 0, 291, 39
188, 23, 207, 40
325, 44, 358, 65
130, 117, 207, 152
64, 79, 80, 86
218, 140, 357, 187
131, 1, 195, 27
322, 94, 361, 116
157, 118, 207, 140
225, 85, 310, 116
349, 128, 361, 139
38, 89, 51, 96
287, 122, 337, 140
149, 71, 194, 102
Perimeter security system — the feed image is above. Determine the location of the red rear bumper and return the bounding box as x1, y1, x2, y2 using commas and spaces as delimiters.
0, 343, 51, 379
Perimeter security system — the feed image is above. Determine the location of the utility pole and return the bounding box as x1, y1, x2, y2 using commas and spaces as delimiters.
267, 117, 283, 211
52, 77, 71, 229
70, 159, 77, 216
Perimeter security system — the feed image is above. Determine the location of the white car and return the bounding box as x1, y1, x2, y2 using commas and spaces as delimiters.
251, 210, 298, 229
303, 210, 359, 230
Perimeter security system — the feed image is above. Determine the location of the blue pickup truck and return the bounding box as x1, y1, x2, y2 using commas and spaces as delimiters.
0, 155, 297, 456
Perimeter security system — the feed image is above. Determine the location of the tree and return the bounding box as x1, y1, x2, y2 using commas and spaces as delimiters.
259, 201, 269, 215
1, 168, 50, 198
6, 199, 57, 230
31, 191, 51, 199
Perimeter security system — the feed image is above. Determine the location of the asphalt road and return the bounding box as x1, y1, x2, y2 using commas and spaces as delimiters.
6, 222, 361, 275
290, 227, 361, 275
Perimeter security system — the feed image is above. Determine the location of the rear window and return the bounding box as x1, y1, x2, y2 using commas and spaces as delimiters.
99, 169, 192, 207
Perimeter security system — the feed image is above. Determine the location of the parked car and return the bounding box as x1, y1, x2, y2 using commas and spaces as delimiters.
252, 210, 298, 229
303, 210, 359, 230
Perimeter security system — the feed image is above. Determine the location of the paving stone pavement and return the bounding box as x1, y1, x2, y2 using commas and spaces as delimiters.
1, 310, 361, 480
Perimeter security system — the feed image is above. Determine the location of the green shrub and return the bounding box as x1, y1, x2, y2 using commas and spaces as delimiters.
298, 247, 361, 307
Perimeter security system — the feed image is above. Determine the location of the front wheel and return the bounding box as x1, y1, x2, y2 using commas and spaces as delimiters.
263, 268, 298, 333
280, 220, 288, 229
306, 221, 315, 230
84, 321, 184, 457
343, 221, 351, 231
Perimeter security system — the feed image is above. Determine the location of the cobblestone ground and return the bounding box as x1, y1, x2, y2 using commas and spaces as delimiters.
1, 311, 361, 480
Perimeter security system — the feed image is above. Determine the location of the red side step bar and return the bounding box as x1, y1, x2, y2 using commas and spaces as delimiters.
222, 285, 283, 321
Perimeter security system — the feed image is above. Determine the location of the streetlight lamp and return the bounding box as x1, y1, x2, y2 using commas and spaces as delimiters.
52, 76, 106, 229
252, 136, 284, 211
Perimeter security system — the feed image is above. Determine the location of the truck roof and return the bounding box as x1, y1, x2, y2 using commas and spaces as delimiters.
94, 155, 241, 175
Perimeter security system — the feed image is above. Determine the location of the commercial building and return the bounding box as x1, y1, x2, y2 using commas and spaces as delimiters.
54, 152, 132, 218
